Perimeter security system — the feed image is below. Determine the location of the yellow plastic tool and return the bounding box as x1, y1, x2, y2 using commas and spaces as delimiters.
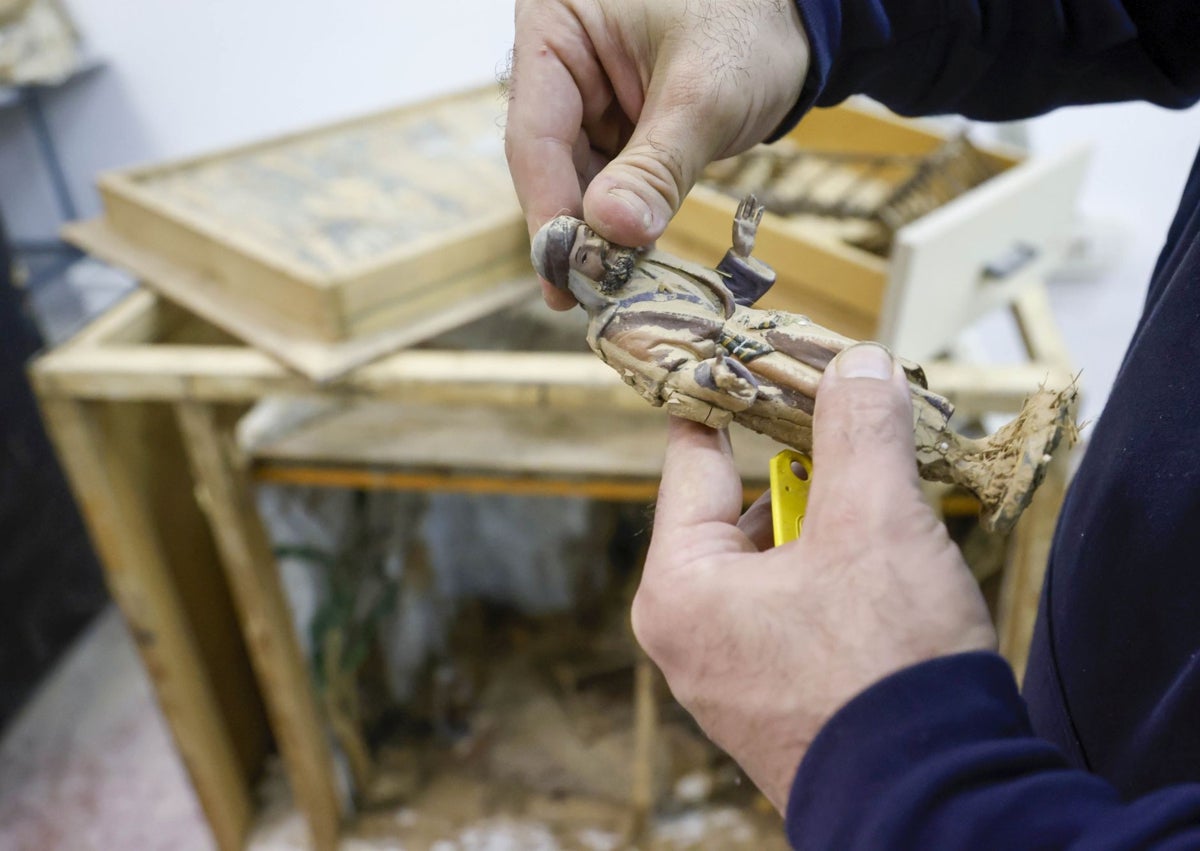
769, 450, 813, 546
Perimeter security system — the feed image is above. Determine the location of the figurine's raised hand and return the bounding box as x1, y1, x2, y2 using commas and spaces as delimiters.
732, 194, 767, 258
506, 0, 810, 308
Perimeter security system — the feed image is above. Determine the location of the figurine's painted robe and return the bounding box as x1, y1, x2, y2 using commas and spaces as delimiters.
586, 248, 951, 446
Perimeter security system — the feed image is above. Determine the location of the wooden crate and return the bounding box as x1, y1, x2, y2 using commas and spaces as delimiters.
662, 103, 1091, 362
65, 85, 536, 382
31, 286, 1075, 849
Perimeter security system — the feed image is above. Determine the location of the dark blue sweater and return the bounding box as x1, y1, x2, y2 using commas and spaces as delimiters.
781, 2, 1200, 847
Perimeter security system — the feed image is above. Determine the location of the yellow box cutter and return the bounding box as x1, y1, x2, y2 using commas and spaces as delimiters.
769, 450, 812, 546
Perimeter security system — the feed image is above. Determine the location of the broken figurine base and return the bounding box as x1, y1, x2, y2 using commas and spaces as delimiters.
916, 384, 1079, 533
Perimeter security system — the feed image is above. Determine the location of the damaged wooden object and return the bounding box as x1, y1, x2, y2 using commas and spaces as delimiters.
532, 196, 1078, 533
702, 133, 1004, 256
31, 285, 1076, 847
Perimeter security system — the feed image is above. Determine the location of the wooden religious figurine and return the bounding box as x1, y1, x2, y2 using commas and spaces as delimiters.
531, 197, 1076, 533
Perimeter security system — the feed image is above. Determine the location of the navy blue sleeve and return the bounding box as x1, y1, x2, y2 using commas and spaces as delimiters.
774, 0, 1200, 134
786, 653, 1200, 850
771, 5, 1200, 847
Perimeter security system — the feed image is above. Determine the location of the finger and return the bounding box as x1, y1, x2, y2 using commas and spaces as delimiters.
576, 132, 610, 188
806, 343, 922, 528
737, 490, 775, 552
505, 17, 587, 238
649, 417, 746, 555
506, 32, 589, 310
505, 40, 584, 311
581, 59, 735, 246
540, 278, 578, 310
536, 130, 615, 311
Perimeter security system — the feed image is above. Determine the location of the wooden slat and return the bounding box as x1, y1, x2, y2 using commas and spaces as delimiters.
174, 401, 342, 851
1011, 282, 1075, 371
241, 399, 779, 481
785, 102, 1021, 169
253, 464, 768, 507
63, 218, 539, 382
785, 103, 945, 157
997, 453, 1071, 683
104, 400, 272, 781
33, 332, 1073, 429
630, 655, 660, 835
923, 361, 1075, 417
32, 344, 642, 408
38, 398, 256, 851
57, 290, 185, 349
254, 464, 737, 503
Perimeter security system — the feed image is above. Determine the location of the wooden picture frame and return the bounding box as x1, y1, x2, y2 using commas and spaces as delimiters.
65, 85, 535, 381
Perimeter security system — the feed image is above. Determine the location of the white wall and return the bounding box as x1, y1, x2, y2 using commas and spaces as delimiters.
3, 1, 1199, 415
0, 0, 516, 240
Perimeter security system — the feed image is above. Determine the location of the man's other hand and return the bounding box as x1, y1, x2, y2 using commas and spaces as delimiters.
633, 343, 997, 811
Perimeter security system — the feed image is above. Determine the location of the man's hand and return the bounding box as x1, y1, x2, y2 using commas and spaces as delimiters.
632, 343, 996, 812
506, 0, 809, 308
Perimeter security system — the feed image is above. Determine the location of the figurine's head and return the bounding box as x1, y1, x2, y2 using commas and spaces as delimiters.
531, 216, 641, 308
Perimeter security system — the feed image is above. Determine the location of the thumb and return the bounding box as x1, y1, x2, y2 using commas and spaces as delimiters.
806, 343, 924, 527
582, 64, 731, 246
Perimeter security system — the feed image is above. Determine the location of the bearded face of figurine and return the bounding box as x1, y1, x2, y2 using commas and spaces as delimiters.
531, 216, 641, 309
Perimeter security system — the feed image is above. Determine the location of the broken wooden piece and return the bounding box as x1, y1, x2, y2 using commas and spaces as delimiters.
701, 134, 1004, 256
531, 196, 1077, 534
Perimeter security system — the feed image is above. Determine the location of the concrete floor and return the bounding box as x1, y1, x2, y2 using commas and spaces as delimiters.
0, 608, 217, 851
0, 605, 788, 851
2, 260, 214, 850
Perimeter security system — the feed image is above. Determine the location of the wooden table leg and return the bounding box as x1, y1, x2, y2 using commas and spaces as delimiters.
175, 400, 342, 851
997, 454, 1070, 684
630, 652, 660, 835
39, 397, 263, 851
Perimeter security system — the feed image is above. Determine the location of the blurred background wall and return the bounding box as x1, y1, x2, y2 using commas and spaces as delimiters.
0, 0, 516, 243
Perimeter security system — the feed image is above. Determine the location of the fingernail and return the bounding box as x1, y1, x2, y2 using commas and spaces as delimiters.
607, 188, 656, 231
834, 342, 894, 380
